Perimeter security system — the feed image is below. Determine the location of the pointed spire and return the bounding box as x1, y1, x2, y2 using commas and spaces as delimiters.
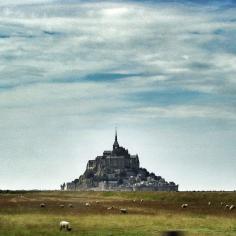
113, 127, 119, 150
115, 127, 118, 142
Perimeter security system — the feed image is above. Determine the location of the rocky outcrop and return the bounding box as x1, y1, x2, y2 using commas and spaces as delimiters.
63, 131, 178, 191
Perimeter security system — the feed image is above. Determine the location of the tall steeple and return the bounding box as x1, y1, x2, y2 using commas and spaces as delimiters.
113, 128, 119, 150
115, 128, 118, 142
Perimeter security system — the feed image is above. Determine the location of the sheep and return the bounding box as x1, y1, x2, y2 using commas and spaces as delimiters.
59, 221, 72, 231
132, 199, 136, 203
225, 204, 230, 209
229, 205, 235, 211
208, 201, 211, 206
40, 203, 46, 208
95, 200, 100, 204
107, 206, 114, 210
85, 202, 90, 207
181, 204, 188, 209
120, 208, 127, 214
68, 203, 73, 208
59, 204, 65, 208
220, 202, 224, 206
140, 199, 144, 203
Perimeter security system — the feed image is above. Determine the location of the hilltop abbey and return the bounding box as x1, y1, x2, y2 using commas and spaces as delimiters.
62, 131, 178, 191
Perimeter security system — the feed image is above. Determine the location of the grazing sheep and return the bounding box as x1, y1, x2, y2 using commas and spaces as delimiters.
107, 206, 114, 210
140, 199, 144, 203
133, 199, 136, 203
40, 203, 46, 208
59, 221, 72, 231
221, 202, 224, 206
95, 200, 100, 204
229, 205, 235, 211
181, 204, 188, 209
208, 201, 211, 206
120, 208, 127, 214
68, 203, 73, 208
59, 204, 65, 208
225, 204, 230, 209
85, 202, 90, 207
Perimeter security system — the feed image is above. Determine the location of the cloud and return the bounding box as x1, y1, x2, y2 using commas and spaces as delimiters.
0, 0, 55, 6
0, 0, 235, 128
133, 105, 236, 120
0, 0, 236, 189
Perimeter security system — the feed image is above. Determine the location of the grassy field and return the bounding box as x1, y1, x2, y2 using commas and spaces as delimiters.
0, 191, 235, 235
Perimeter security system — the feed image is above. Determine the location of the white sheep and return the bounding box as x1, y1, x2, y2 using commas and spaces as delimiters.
85, 202, 90, 207
229, 205, 235, 211
181, 204, 188, 208
68, 203, 73, 208
59, 204, 65, 208
208, 201, 211, 206
40, 203, 46, 208
140, 199, 144, 203
59, 221, 72, 231
225, 204, 230, 209
120, 208, 127, 214
107, 206, 114, 210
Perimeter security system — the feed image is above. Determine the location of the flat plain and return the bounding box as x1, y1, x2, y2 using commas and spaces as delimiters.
0, 191, 235, 236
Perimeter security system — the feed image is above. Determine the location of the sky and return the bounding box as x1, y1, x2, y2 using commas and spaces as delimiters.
0, 0, 235, 190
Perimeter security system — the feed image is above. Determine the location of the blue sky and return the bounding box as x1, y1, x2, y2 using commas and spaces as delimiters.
0, 0, 235, 190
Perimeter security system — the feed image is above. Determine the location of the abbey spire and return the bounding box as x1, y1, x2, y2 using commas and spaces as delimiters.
113, 128, 119, 150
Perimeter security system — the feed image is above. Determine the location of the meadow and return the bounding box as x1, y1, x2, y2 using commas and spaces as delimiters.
0, 191, 235, 236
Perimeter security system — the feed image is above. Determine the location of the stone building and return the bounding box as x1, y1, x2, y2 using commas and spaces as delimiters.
63, 131, 178, 191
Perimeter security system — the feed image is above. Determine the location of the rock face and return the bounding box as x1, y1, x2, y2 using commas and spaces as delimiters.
63, 131, 178, 191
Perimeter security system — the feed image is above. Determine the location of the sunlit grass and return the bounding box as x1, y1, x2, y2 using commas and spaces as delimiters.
0, 213, 235, 236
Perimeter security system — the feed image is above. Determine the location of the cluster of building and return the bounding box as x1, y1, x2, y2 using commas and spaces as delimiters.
62, 131, 178, 191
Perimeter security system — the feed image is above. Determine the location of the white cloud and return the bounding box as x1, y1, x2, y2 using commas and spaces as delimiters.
0, 0, 55, 6
0, 0, 236, 190
133, 105, 236, 120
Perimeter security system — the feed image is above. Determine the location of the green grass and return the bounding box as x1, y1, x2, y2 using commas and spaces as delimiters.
0, 191, 235, 235
0, 213, 235, 236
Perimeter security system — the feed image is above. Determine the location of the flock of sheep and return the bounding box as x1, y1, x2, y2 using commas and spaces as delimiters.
39, 200, 132, 231
181, 201, 235, 211
39, 199, 235, 232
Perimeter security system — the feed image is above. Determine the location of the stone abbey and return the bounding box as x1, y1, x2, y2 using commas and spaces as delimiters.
62, 131, 178, 191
